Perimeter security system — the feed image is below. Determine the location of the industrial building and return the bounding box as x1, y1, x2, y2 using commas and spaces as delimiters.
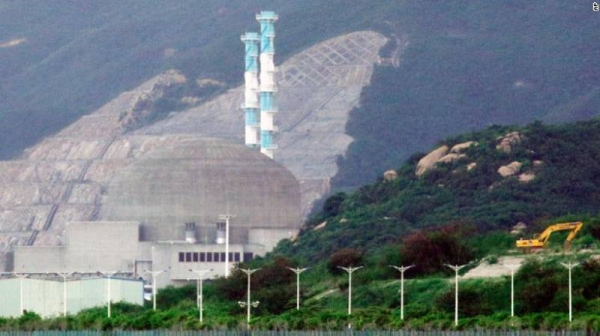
9, 11, 297, 291
14, 138, 301, 288
0, 276, 142, 317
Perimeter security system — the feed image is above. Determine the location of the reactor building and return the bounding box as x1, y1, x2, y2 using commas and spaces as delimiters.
12, 11, 299, 290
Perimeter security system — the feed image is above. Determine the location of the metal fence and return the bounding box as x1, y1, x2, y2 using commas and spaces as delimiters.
0, 331, 597, 336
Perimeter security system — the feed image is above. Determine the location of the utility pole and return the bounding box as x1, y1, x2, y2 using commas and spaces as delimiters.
444, 264, 466, 327
98, 271, 119, 318
338, 266, 363, 315
12, 272, 29, 316
238, 268, 260, 327
389, 265, 414, 320
218, 214, 236, 277
505, 264, 519, 317
189, 269, 212, 323
287, 267, 308, 310
56, 272, 75, 317
561, 262, 579, 322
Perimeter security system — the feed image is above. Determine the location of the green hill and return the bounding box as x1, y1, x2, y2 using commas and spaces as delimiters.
277, 119, 600, 263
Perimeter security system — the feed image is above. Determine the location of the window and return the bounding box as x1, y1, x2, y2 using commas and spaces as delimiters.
243, 252, 253, 262
179, 252, 184, 262
234, 252, 240, 262
185, 252, 192, 262
214, 252, 220, 262
228, 252, 234, 261
200, 252, 205, 262
193, 252, 199, 262
207, 253, 213, 262
220, 252, 226, 262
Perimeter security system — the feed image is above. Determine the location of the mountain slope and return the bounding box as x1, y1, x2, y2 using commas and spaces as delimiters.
278, 119, 600, 262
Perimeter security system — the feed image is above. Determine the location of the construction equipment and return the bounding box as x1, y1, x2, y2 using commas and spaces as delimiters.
516, 222, 583, 251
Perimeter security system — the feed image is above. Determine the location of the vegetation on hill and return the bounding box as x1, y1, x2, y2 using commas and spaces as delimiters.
282, 119, 600, 264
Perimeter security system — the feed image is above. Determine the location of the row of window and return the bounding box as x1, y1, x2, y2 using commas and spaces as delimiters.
178, 252, 254, 263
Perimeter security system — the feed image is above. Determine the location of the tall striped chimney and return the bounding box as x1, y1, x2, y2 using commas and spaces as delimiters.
241, 32, 261, 149
256, 11, 278, 159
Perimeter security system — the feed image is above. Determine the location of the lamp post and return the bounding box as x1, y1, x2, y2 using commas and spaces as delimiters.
504, 264, 519, 317
56, 272, 75, 317
218, 214, 236, 277
189, 269, 212, 323
561, 262, 579, 322
144, 269, 167, 311
238, 268, 260, 326
12, 272, 29, 316
338, 266, 363, 315
287, 267, 308, 310
98, 271, 119, 318
389, 265, 414, 320
444, 264, 466, 327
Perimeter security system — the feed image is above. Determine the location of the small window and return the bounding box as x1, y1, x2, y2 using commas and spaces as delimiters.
220, 252, 226, 261
214, 252, 220, 262
178, 252, 184, 262
234, 252, 240, 262
193, 252, 199, 262
243, 252, 253, 262
200, 252, 205, 262
228, 252, 234, 261
207, 253, 213, 262
185, 252, 192, 262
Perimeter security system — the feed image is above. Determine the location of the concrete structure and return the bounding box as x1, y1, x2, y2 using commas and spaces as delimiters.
0, 277, 142, 317
241, 32, 261, 149
14, 138, 301, 288
257, 11, 278, 159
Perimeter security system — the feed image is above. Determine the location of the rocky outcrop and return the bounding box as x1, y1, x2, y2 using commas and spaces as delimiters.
496, 132, 526, 153
415, 146, 449, 176
450, 141, 477, 153
498, 161, 523, 177
518, 172, 536, 183
383, 170, 398, 181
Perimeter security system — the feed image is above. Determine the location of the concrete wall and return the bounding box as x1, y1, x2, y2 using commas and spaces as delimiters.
0, 277, 143, 317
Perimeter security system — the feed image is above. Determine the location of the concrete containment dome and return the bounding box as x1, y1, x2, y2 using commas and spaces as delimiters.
99, 137, 301, 243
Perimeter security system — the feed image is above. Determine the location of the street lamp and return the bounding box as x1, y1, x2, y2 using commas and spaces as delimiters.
338, 266, 363, 315
189, 269, 212, 323
98, 271, 119, 318
444, 264, 466, 327
561, 262, 579, 322
239, 267, 260, 326
12, 272, 29, 316
56, 272, 76, 317
389, 265, 414, 320
218, 214, 236, 277
144, 269, 167, 311
287, 267, 308, 310
504, 264, 519, 317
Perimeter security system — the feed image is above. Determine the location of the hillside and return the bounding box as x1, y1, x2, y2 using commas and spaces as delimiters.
1, 1, 599, 200
277, 119, 600, 263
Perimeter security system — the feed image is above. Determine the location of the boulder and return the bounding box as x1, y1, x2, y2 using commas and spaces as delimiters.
466, 162, 477, 171
498, 161, 523, 177
519, 172, 536, 183
450, 141, 478, 154
496, 132, 526, 153
438, 153, 466, 164
383, 170, 398, 181
415, 145, 449, 176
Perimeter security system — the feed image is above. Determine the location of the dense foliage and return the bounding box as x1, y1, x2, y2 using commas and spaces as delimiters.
278, 119, 600, 263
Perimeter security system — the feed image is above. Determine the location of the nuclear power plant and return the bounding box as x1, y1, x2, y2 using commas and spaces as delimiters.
5, 11, 299, 293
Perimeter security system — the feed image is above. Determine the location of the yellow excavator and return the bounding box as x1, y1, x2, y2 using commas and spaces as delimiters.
516, 221, 583, 251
